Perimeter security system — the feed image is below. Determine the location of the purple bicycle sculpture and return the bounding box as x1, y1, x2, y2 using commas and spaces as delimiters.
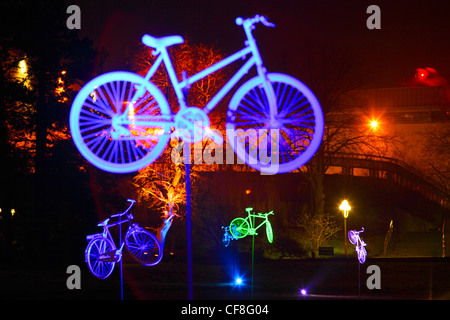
348, 228, 367, 264
85, 199, 162, 279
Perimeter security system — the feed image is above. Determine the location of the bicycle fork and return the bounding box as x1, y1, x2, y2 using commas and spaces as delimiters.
242, 18, 278, 125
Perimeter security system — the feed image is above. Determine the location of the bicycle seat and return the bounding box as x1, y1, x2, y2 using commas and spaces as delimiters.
142, 34, 184, 49
97, 218, 110, 227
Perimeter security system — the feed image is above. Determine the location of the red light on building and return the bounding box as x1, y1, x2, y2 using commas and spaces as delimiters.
414, 67, 447, 86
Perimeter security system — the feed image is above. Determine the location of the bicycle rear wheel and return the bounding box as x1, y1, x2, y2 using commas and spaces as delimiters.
69, 71, 172, 173
229, 218, 250, 239
125, 224, 162, 266
85, 237, 116, 279
226, 73, 324, 174
358, 247, 367, 264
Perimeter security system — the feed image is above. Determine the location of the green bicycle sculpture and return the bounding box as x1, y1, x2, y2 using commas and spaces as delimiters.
229, 208, 274, 243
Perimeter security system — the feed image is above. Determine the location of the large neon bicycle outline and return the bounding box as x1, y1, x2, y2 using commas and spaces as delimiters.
70, 14, 324, 174
229, 207, 274, 243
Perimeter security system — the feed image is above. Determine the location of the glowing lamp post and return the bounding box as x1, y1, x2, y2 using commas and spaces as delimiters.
370, 120, 378, 130
339, 200, 351, 255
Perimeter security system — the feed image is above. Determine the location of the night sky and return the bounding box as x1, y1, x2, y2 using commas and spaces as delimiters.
75, 0, 450, 88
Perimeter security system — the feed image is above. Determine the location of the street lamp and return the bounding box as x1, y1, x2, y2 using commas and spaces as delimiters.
339, 200, 351, 255
370, 120, 378, 130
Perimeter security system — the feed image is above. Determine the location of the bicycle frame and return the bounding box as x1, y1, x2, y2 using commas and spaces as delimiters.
87, 219, 131, 259
123, 17, 274, 124
245, 211, 272, 234
248, 214, 268, 231
357, 237, 366, 248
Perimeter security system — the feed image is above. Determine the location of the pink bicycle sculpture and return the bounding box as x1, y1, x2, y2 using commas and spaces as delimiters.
348, 228, 367, 264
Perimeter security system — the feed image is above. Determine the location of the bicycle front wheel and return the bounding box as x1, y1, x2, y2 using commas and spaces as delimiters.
125, 224, 162, 266
69, 71, 172, 173
266, 222, 273, 243
348, 230, 358, 245
226, 73, 324, 174
229, 218, 250, 239
85, 237, 116, 279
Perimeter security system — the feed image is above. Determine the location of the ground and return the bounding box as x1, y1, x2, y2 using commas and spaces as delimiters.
1, 257, 449, 300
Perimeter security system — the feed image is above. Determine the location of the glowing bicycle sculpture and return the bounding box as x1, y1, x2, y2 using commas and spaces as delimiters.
348, 228, 367, 264
69, 15, 324, 174
222, 225, 238, 247
85, 199, 162, 279
229, 207, 274, 243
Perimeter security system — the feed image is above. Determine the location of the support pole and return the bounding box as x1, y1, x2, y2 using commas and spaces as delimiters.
344, 217, 347, 256
358, 260, 360, 298
251, 233, 254, 300
182, 74, 193, 300
186, 150, 193, 300
119, 215, 123, 300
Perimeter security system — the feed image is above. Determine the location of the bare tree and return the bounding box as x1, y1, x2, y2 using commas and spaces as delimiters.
420, 123, 450, 194
129, 40, 229, 222
295, 44, 401, 215
296, 213, 342, 256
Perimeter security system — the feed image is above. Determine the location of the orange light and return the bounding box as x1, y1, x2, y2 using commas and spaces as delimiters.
245, 189, 251, 195
370, 120, 378, 129
339, 200, 351, 218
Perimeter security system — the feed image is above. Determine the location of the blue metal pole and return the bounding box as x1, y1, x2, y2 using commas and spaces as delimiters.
119, 215, 123, 300
186, 157, 193, 299
182, 73, 193, 300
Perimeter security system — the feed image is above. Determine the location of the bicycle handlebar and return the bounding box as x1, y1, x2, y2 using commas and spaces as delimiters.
111, 199, 136, 218
235, 15, 276, 28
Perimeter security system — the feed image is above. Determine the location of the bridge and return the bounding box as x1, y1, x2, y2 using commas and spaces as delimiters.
326, 153, 449, 209
152, 150, 449, 209
151, 85, 450, 209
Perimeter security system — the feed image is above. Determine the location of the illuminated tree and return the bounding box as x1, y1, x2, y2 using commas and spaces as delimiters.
129, 39, 228, 220
130, 152, 186, 218
0, 0, 96, 265
0, 1, 95, 175
134, 38, 228, 113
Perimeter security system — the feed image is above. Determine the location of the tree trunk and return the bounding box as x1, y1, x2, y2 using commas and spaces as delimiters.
309, 151, 325, 216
